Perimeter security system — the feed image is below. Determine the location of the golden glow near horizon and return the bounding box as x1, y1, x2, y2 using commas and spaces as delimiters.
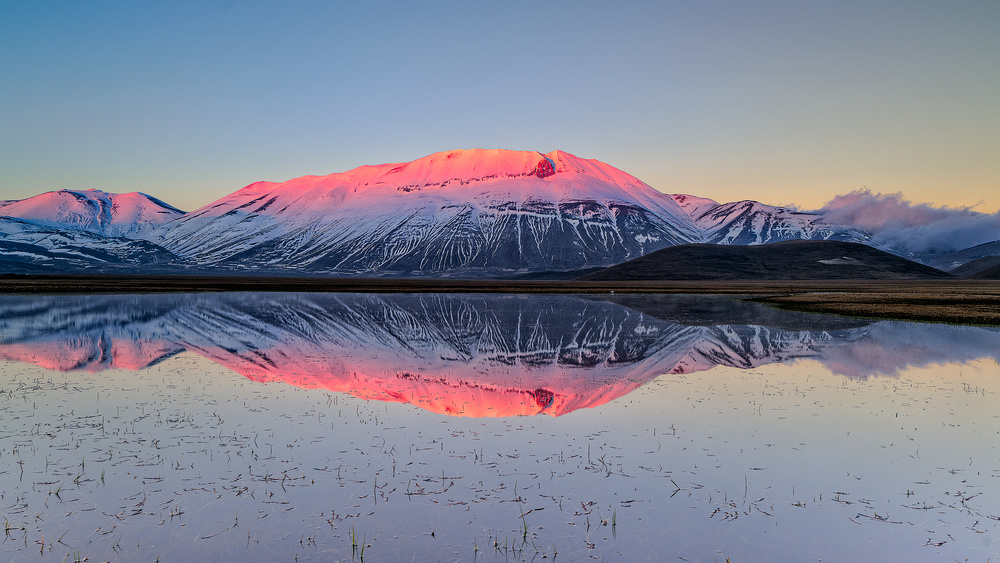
0, 2, 997, 217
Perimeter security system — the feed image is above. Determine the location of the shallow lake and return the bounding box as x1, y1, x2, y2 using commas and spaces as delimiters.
1, 292, 999, 561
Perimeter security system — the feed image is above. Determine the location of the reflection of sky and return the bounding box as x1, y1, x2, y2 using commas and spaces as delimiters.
2, 2, 998, 213
815, 322, 1000, 378
594, 357, 1000, 558
2, 346, 998, 560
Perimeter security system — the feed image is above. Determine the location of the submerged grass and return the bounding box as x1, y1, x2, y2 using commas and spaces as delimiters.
1, 334, 999, 560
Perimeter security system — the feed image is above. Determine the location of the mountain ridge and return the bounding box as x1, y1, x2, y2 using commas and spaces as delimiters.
0, 149, 976, 277
0, 189, 184, 237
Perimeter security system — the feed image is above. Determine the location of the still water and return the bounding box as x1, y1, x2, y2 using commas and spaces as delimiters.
1, 293, 998, 561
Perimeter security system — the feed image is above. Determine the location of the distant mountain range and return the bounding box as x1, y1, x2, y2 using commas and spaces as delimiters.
0, 149, 995, 278
928, 240, 1000, 276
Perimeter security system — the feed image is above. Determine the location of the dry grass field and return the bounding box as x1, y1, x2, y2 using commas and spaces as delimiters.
2, 275, 998, 326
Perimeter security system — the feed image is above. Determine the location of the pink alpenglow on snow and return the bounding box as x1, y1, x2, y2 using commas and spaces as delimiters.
0, 149, 923, 276
147, 149, 705, 273
2, 148, 996, 276
0, 188, 184, 237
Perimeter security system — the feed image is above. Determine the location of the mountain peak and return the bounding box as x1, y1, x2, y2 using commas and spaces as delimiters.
231, 149, 658, 199
347, 148, 652, 192
0, 189, 184, 237
368, 148, 560, 187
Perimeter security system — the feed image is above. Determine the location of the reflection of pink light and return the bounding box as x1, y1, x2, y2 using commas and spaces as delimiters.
190, 344, 663, 417
0, 336, 675, 417
818, 341, 936, 379
8, 321, 965, 416
0, 325, 829, 417
247, 370, 646, 418
0, 339, 181, 372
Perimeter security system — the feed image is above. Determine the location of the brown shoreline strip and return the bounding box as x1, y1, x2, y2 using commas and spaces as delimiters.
1, 275, 999, 326
749, 286, 1000, 327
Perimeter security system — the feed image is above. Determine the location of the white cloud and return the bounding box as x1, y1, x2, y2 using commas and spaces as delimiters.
815, 189, 1000, 255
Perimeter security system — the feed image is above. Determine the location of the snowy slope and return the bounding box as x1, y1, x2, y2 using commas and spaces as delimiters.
927, 240, 1000, 272
669, 194, 720, 223
147, 149, 701, 274
0, 216, 178, 272
0, 189, 185, 237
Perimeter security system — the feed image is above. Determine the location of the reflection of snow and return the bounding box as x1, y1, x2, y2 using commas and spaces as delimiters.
0, 293, 997, 415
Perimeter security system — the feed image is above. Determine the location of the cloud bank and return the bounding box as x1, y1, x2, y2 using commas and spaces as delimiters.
816, 190, 1000, 255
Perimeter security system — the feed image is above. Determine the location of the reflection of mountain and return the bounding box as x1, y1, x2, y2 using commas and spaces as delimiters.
1, 294, 997, 416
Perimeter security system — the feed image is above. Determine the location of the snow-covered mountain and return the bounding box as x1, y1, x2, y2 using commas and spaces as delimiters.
0, 188, 184, 237
926, 240, 1000, 273
145, 149, 704, 275
670, 194, 869, 246
139, 149, 869, 275
0, 150, 879, 276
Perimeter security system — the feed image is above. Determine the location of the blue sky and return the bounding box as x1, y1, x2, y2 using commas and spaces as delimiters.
2, 0, 998, 213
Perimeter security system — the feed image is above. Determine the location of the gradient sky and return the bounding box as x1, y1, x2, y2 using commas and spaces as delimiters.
1, 1, 998, 213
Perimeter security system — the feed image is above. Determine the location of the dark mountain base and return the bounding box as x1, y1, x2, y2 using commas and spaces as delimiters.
969, 263, 1000, 280
579, 240, 953, 281
605, 293, 871, 331
955, 256, 1000, 278
1, 274, 998, 325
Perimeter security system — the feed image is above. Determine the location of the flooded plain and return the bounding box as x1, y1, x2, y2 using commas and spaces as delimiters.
1, 292, 999, 561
